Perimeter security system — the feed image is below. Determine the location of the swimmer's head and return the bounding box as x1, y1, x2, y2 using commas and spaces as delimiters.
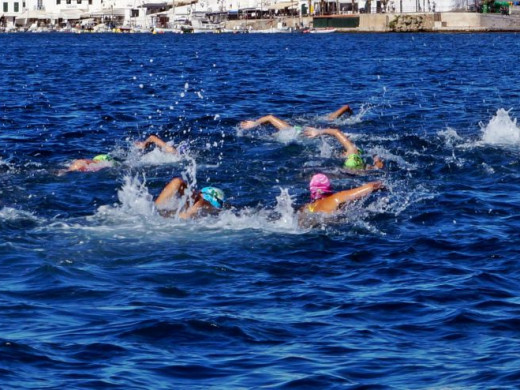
92, 154, 112, 162
373, 155, 384, 169
201, 187, 225, 209
343, 153, 365, 170
310, 173, 332, 201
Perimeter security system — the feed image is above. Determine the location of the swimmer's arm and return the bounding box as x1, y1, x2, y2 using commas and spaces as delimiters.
333, 181, 383, 207
179, 198, 208, 219
327, 104, 354, 120
155, 177, 187, 207
64, 159, 91, 173
240, 115, 291, 131
304, 127, 359, 155
312, 181, 383, 213
135, 135, 178, 154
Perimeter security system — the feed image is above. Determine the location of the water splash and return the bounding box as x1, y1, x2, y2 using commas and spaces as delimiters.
211, 187, 302, 234
0, 207, 40, 223
125, 145, 183, 167
114, 174, 156, 217
331, 103, 372, 126
480, 108, 520, 146
273, 127, 303, 144
438, 127, 463, 148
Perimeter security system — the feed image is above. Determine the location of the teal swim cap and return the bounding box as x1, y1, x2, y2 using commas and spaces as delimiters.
201, 187, 225, 209
93, 154, 112, 162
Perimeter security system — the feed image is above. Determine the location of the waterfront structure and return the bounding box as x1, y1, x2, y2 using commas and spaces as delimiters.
2, 0, 480, 31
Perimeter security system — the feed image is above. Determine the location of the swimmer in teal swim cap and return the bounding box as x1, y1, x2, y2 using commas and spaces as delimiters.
304, 127, 384, 172
154, 177, 225, 219
239, 104, 354, 134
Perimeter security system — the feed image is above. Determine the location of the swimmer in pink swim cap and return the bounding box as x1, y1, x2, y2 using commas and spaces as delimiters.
301, 173, 384, 215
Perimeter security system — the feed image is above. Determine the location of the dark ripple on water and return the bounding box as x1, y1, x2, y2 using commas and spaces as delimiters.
1, 33, 520, 388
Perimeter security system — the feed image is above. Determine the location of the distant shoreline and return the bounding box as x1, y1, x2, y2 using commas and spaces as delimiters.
227, 12, 520, 33
3, 12, 520, 34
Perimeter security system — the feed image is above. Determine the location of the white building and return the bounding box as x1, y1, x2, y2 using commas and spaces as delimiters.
313, 0, 475, 14
1, 0, 26, 29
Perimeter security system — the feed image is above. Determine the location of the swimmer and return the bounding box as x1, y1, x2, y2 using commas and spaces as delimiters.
61, 154, 114, 174
154, 177, 225, 219
299, 173, 384, 218
135, 134, 189, 155
239, 104, 354, 133
304, 127, 384, 171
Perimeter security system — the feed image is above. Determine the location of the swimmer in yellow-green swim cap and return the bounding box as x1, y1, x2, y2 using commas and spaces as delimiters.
62, 153, 115, 174
304, 127, 384, 172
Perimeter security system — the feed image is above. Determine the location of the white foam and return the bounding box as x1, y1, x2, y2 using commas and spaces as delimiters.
480, 108, 520, 146
0, 207, 40, 223
125, 144, 183, 167
328, 103, 372, 126
212, 187, 302, 234
273, 127, 302, 144
438, 127, 463, 148
317, 137, 335, 158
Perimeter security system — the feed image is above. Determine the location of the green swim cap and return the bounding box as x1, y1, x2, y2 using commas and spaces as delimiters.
344, 153, 365, 170
93, 154, 112, 162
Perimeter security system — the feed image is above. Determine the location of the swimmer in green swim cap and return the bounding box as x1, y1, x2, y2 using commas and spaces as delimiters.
304, 127, 384, 172
62, 154, 115, 174
239, 104, 354, 134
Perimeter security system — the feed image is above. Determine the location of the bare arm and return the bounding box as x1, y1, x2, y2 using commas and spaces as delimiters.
304, 127, 359, 155
178, 198, 210, 219
240, 115, 291, 131
310, 181, 383, 214
155, 177, 187, 207
136, 135, 178, 154
66, 159, 90, 172
327, 104, 354, 120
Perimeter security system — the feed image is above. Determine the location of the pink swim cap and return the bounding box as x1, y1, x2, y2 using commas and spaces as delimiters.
309, 173, 332, 201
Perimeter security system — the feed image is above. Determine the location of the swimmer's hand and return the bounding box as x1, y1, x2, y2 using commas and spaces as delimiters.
134, 141, 146, 149
303, 127, 322, 138
373, 156, 384, 170
240, 120, 257, 130
371, 181, 385, 191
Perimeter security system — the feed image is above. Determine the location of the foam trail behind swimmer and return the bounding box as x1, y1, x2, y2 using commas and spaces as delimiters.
481, 108, 520, 146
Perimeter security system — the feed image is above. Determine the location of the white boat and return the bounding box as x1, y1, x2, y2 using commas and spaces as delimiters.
250, 27, 293, 33
154, 18, 193, 33
309, 27, 337, 33
190, 11, 227, 33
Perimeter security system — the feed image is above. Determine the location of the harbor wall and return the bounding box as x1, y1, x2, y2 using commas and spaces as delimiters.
225, 12, 520, 32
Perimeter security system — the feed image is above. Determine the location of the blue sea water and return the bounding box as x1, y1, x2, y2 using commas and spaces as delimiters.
1, 32, 520, 388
